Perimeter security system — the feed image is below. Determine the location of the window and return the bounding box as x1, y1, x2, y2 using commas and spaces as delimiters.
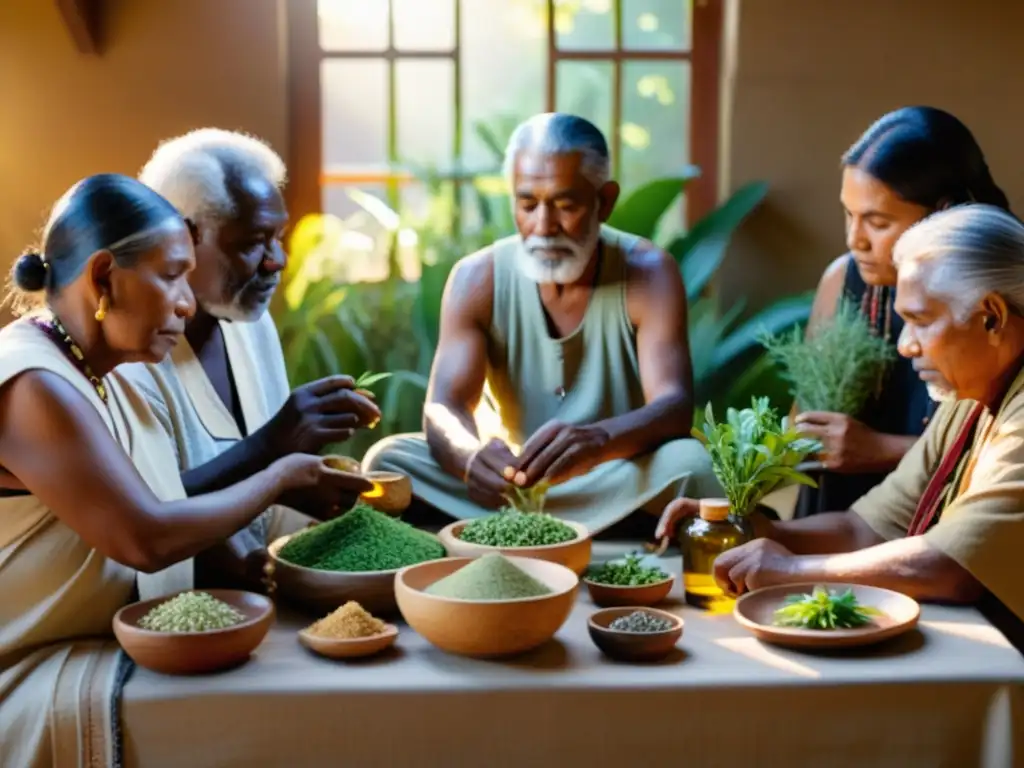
286, 0, 721, 236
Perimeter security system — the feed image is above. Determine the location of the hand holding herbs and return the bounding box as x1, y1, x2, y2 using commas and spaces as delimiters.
587, 553, 670, 586
465, 438, 520, 509
692, 398, 821, 516
354, 370, 392, 399
266, 375, 382, 454
512, 420, 610, 487
772, 586, 882, 630
761, 297, 896, 416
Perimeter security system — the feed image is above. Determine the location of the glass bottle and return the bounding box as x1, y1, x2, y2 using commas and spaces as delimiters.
679, 498, 754, 612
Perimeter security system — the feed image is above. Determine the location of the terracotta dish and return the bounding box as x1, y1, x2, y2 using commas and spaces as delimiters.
583, 574, 675, 608
437, 519, 592, 575
734, 582, 921, 649
359, 470, 412, 516
112, 589, 274, 675
298, 623, 399, 660
587, 607, 684, 662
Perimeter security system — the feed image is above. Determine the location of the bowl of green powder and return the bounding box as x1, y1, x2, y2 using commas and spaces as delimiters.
112, 589, 274, 675
267, 503, 449, 615
438, 514, 592, 576
395, 553, 579, 658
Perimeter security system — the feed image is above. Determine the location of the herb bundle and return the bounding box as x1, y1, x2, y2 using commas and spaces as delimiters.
586, 553, 669, 586
692, 398, 821, 516
760, 297, 896, 415
772, 586, 882, 630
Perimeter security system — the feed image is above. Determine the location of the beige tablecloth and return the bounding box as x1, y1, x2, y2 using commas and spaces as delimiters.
121, 544, 1024, 767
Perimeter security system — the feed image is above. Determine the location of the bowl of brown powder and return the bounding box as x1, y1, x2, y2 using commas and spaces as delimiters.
298, 600, 398, 660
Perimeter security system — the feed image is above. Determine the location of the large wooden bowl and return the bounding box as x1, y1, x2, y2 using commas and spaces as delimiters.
437, 519, 592, 575
734, 583, 921, 650
266, 532, 447, 616
395, 556, 578, 658
112, 589, 274, 675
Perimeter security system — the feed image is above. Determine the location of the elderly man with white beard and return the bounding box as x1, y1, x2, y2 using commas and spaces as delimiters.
120, 129, 380, 589
364, 112, 719, 535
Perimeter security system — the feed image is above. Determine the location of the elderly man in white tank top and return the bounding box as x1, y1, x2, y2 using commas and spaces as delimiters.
120, 129, 380, 589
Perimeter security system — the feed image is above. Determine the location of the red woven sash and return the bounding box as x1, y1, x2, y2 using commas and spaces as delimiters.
906, 402, 985, 537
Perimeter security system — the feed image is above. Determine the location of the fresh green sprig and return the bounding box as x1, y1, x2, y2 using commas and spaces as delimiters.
692, 397, 821, 516
760, 297, 896, 415
772, 586, 882, 630
355, 371, 393, 390
503, 481, 551, 515
586, 553, 669, 586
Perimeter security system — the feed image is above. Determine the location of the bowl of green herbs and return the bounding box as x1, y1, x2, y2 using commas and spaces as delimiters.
266, 503, 450, 616
583, 553, 675, 607
734, 583, 920, 649
438, 483, 592, 575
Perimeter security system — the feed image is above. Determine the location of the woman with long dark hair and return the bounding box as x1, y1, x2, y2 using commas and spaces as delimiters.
794, 106, 1013, 517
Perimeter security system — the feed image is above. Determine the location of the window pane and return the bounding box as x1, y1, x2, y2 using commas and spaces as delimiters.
322, 60, 389, 168
396, 60, 455, 168
321, 185, 391, 282
620, 60, 690, 228
623, 0, 691, 51
461, 0, 546, 172
555, 0, 614, 51
318, 0, 389, 52
393, 0, 455, 51
556, 61, 614, 144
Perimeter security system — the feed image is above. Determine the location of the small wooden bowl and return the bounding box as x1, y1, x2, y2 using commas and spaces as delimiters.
734, 582, 921, 650
395, 556, 578, 658
588, 607, 684, 662
323, 455, 361, 473
298, 623, 399, 660
438, 519, 592, 575
112, 589, 274, 675
359, 470, 412, 516
583, 574, 675, 608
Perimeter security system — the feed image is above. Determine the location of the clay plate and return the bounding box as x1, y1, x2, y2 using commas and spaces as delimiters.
298, 623, 399, 659
733, 582, 921, 649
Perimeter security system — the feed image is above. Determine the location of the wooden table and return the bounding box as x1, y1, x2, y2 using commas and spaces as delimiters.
121, 544, 1024, 767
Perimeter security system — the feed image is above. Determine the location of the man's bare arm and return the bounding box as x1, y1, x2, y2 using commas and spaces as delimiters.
423, 252, 495, 478
592, 246, 694, 460
755, 509, 886, 554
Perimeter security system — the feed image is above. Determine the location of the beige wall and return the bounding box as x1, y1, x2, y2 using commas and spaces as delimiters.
721, 0, 1024, 310
0, 0, 286, 298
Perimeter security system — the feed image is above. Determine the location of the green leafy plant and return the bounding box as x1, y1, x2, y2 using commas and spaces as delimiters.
760, 297, 896, 415
503, 481, 551, 514
692, 397, 821, 516
772, 586, 882, 630
585, 553, 669, 586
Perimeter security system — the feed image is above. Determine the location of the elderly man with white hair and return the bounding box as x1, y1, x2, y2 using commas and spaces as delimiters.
121, 128, 380, 588
364, 112, 718, 535
659, 203, 1024, 639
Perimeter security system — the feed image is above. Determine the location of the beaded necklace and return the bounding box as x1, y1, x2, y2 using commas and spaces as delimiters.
30, 315, 108, 403
860, 284, 894, 400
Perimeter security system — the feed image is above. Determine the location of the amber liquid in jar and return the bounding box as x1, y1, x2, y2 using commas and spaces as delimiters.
680, 498, 751, 611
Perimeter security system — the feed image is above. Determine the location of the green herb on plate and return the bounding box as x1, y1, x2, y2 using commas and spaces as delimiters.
772, 585, 883, 630
586, 553, 669, 586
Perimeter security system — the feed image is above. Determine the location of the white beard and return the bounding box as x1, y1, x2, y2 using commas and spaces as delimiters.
926, 383, 957, 403
515, 215, 601, 285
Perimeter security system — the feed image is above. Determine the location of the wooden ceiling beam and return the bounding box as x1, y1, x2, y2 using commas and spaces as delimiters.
55, 0, 102, 55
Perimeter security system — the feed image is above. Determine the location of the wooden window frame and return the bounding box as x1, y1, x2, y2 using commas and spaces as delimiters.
285, 0, 722, 226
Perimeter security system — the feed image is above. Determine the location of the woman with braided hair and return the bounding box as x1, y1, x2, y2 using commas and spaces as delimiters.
793, 106, 1013, 518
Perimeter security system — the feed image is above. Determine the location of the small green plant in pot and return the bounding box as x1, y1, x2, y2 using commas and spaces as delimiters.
679, 398, 821, 609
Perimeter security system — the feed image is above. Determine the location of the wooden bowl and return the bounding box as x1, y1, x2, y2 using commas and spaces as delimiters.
734, 582, 921, 650
583, 574, 675, 608
323, 455, 361, 473
587, 607, 684, 662
266, 532, 448, 616
359, 470, 412, 516
395, 556, 578, 658
437, 519, 592, 575
112, 589, 274, 675
298, 623, 398, 660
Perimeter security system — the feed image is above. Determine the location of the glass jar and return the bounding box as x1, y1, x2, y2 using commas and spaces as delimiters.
679, 498, 754, 611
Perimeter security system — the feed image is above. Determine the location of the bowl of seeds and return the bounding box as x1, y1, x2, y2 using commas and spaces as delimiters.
395, 553, 579, 658
587, 607, 684, 662
437, 485, 591, 575
112, 589, 274, 675
266, 503, 449, 616
583, 553, 675, 607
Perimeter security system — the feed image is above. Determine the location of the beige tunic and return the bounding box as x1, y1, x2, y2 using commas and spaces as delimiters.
0, 320, 192, 768
365, 226, 721, 532
118, 312, 311, 544
853, 366, 1024, 623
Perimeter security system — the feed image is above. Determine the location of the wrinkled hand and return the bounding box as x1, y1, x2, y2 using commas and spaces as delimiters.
712, 538, 796, 596
464, 438, 518, 509
265, 375, 382, 456
275, 454, 375, 519
511, 420, 610, 488
794, 412, 883, 474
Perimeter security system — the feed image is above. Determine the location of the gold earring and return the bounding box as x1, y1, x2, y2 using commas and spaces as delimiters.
95, 295, 109, 322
